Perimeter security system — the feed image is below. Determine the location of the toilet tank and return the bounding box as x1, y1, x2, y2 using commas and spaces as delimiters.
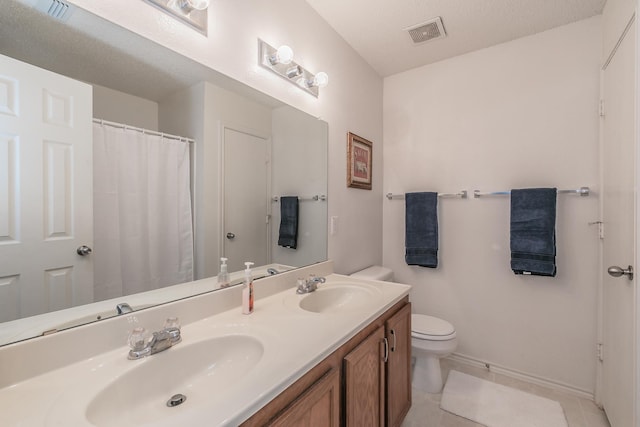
349, 265, 394, 282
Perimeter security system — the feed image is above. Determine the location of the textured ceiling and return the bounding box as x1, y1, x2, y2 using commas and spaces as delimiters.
0, 1, 607, 100
305, 0, 606, 76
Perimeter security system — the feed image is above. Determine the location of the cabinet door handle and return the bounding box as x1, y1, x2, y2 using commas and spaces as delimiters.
390, 329, 396, 352
383, 337, 389, 363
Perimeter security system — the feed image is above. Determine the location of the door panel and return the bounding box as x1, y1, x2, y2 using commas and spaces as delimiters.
223, 128, 269, 272
386, 303, 412, 427
601, 18, 636, 427
344, 326, 385, 426
0, 53, 93, 321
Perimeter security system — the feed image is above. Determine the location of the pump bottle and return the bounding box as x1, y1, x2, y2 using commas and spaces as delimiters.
242, 262, 254, 314
217, 257, 230, 288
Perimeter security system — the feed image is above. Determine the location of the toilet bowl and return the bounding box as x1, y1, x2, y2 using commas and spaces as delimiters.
411, 314, 457, 393
350, 267, 457, 393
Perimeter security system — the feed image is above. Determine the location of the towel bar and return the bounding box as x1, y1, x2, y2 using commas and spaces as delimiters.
386, 190, 467, 200
272, 195, 327, 202
473, 187, 589, 198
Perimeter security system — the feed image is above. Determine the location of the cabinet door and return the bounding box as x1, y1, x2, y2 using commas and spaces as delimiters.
268, 369, 340, 427
344, 325, 386, 426
386, 303, 412, 427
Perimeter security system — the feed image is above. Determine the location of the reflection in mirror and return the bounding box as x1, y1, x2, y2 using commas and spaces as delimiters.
0, 1, 328, 346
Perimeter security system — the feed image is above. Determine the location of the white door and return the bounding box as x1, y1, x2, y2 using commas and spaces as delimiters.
222, 127, 269, 273
0, 54, 93, 322
601, 19, 636, 427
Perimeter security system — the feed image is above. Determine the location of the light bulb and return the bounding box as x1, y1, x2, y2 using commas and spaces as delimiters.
175, 0, 209, 14
274, 45, 294, 65
311, 72, 329, 88
186, 0, 209, 10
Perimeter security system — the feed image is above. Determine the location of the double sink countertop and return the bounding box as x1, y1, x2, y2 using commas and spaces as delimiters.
0, 261, 410, 426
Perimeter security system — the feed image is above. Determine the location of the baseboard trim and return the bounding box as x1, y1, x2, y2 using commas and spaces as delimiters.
447, 352, 594, 401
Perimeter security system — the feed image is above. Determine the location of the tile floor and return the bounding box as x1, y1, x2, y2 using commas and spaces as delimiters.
402, 358, 611, 427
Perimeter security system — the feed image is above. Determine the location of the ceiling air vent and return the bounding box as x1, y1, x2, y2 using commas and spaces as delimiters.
406, 17, 447, 44
35, 0, 73, 21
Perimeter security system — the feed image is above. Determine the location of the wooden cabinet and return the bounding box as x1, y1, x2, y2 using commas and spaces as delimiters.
385, 303, 412, 427
240, 299, 411, 427
344, 326, 386, 426
268, 369, 340, 427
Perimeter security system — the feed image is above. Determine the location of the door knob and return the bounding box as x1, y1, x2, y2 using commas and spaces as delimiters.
226, 233, 235, 240
607, 265, 633, 280
77, 245, 92, 256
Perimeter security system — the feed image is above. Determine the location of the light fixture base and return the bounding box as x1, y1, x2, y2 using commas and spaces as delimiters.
144, 0, 208, 35
258, 39, 321, 97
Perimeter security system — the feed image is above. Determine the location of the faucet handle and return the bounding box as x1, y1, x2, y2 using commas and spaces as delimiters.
163, 317, 182, 344
128, 327, 152, 359
163, 317, 180, 330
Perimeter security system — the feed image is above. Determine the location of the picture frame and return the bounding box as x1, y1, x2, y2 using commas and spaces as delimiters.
347, 132, 373, 190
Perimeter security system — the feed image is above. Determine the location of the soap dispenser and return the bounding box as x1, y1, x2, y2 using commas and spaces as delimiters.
242, 261, 255, 314
217, 257, 230, 288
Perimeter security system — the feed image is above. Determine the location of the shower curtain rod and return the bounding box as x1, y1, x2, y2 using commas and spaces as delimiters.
93, 118, 195, 143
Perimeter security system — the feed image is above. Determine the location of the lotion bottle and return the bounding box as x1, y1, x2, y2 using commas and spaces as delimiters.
217, 257, 230, 288
242, 261, 255, 314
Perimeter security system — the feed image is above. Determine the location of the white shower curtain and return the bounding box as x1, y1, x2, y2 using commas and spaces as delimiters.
93, 123, 194, 301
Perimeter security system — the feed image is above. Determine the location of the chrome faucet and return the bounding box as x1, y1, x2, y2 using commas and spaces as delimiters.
296, 274, 326, 294
127, 318, 181, 360
116, 302, 133, 315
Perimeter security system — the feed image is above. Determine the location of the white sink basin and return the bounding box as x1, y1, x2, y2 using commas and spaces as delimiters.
286, 282, 381, 313
85, 334, 264, 427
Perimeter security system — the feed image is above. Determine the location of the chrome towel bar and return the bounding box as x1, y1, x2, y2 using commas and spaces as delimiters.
473, 187, 590, 198
386, 190, 467, 200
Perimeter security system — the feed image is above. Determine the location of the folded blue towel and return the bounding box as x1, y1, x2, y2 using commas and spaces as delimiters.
510, 188, 557, 276
278, 196, 299, 249
405, 192, 438, 268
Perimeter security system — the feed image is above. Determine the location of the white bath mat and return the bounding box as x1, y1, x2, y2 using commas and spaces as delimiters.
440, 370, 568, 427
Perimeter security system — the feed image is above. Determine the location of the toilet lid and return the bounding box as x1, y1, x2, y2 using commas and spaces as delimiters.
412, 314, 455, 338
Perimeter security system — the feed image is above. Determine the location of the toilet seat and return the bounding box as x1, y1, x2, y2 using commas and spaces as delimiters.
412, 314, 456, 341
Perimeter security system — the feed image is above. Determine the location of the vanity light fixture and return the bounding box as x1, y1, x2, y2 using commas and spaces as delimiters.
258, 39, 329, 97
143, 0, 209, 34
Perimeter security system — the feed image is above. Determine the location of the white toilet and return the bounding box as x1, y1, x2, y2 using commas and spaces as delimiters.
411, 314, 457, 393
350, 266, 458, 393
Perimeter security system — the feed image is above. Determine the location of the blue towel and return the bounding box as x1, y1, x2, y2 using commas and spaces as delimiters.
510, 188, 557, 276
278, 196, 299, 249
405, 192, 438, 268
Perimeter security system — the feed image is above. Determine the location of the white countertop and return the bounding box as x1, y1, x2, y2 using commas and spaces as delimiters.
0, 263, 410, 426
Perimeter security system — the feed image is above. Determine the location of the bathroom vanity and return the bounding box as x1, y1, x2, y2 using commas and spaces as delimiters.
0, 261, 411, 426
243, 295, 411, 427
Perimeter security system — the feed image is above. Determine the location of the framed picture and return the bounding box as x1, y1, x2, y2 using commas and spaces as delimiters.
347, 132, 373, 190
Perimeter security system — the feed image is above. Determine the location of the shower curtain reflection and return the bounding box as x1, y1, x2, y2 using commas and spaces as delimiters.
92, 123, 194, 301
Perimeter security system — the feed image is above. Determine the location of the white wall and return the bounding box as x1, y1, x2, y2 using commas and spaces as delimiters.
93, 84, 159, 130
70, 0, 384, 275
383, 17, 602, 393
271, 106, 328, 267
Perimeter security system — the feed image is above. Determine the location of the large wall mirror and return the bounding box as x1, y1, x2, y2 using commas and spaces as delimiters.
0, 1, 328, 346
